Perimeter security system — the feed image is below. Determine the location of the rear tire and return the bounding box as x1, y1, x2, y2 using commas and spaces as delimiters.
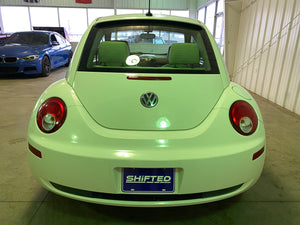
41, 56, 50, 77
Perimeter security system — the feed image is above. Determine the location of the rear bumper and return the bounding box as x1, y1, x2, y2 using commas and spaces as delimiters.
27, 81, 266, 207
28, 142, 265, 207
28, 114, 265, 207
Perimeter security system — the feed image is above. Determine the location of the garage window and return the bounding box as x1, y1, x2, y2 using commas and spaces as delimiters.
88, 9, 114, 25
59, 8, 88, 42
198, 0, 224, 55
1, 6, 31, 32
30, 7, 59, 27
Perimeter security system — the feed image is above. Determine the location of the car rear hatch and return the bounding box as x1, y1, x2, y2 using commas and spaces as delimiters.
71, 16, 226, 131
73, 72, 224, 131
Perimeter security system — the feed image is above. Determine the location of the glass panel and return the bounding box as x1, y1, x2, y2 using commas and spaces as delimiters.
79, 20, 219, 74
5, 32, 49, 45
197, 8, 205, 23
55, 34, 66, 44
171, 10, 189, 18
205, 2, 216, 35
59, 8, 88, 42
217, 0, 224, 14
30, 7, 59, 27
88, 8, 114, 25
1, 6, 30, 32
116, 9, 143, 15
151, 10, 170, 15
215, 15, 224, 55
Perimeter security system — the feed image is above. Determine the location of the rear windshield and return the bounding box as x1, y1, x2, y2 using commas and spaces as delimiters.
78, 20, 219, 74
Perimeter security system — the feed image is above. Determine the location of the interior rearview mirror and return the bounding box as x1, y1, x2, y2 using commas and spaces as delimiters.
140, 33, 156, 39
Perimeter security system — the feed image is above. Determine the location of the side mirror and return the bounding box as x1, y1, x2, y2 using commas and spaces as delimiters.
51, 41, 59, 46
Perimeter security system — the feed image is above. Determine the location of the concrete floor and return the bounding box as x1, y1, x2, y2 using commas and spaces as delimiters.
1, 67, 300, 225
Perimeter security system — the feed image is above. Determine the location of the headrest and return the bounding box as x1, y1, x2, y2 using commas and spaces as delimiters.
168, 43, 200, 65
98, 41, 129, 66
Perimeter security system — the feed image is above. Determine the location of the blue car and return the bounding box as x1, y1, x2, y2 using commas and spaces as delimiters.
0, 31, 72, 76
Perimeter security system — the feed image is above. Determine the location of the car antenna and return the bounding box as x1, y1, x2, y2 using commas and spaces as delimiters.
146, 0, 153, 16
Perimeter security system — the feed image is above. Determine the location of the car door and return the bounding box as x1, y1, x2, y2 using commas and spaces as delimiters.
54, 34, 70, 66
49, 33, 61, 68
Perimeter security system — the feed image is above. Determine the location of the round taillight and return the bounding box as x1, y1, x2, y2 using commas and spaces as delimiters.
37, 97, 67, 133
229, 100, 258, 135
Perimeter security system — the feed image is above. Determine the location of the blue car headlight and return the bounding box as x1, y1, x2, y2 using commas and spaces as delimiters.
20, 55, 39, 61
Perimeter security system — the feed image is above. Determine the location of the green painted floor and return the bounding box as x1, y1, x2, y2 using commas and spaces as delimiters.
1, 67, 299, 225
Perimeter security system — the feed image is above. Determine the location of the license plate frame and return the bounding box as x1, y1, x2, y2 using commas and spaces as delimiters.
122, 168, 175, 193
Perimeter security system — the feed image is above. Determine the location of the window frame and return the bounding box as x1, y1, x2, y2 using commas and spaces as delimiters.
78, 19, 220, 74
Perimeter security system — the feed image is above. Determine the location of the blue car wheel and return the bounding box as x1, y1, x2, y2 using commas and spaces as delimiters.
41, 56, 50, 77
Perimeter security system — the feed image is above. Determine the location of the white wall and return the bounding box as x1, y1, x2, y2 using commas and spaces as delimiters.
229, 0, 300, 115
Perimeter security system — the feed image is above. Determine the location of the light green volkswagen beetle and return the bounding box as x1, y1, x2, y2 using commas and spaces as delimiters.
27, 14, 266, 207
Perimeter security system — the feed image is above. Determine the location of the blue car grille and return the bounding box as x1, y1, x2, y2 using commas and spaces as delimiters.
2, 57, 18, 63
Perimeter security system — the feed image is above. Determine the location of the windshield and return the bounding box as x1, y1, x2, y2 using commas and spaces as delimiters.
79, 20, 219, 74
5, 32, 49, 45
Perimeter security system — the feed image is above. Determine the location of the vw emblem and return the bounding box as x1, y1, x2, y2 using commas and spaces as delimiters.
140, 92, 158, 108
